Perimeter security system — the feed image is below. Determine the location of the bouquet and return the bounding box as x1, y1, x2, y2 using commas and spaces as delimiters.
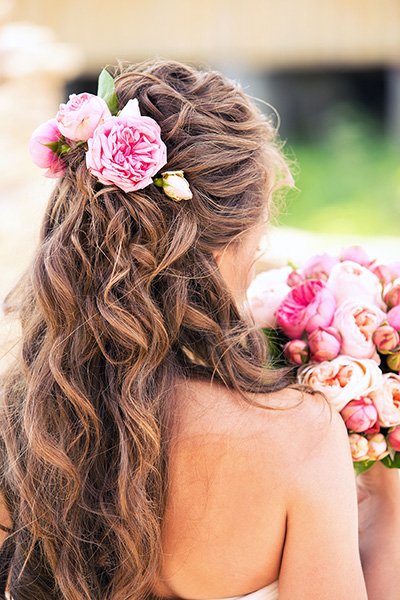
247, 245, 400, 474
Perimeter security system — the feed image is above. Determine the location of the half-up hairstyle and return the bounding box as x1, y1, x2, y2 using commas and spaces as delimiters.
0, 58, 293, 600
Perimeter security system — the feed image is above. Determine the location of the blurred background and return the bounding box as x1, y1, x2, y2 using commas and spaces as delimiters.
1, 0, 400, 310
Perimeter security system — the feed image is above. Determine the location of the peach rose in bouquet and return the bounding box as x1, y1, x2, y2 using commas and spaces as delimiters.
298, 355, 382, 411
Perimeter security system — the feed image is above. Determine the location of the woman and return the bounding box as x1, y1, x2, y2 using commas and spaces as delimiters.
0, 58, 399, 600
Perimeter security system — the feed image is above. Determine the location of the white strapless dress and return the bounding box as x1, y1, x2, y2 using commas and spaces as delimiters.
203, 581, 279, 600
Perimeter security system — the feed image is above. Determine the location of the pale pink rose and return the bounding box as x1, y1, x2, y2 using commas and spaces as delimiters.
333, 299, 386, 359
327, 261, 384, 308
298, 253, 339, 281
85, 100, 167, 193
276, 279, 336, 339
387, 351, 400, 371
388, 426, 400, 452
366, 433, 389, 461
386, 305, 400, 331
373, 325, 400, 353
349, 433, 370, 461
283, 339, 309, 365
341, 397, 379, 433
298, 355, 382, 411
340, 245, 370, 266
308, 326, 341, 362
29, 118, 66, 178
369, 373, 400, 427
247, 266, 292, 328
56, 92, 112, 141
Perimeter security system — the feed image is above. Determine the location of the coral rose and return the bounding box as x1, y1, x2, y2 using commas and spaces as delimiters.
247, 266, 292, 328
341, 397, 379, 433
86, 99, 167, 193
276, 279, 336, 339
333, 299, 386, 359
57, 92, 111, 141
327, 261, 384, 308
298, 355, 382, 411
369, 373, 400, 427
29, 118, 66, 178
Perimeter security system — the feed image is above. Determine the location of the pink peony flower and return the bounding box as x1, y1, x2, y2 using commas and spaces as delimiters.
388, 426, 400, 452
276, 279, 336, 339
333, 299, 386, 359
57, 92, 111, 141
29, 118, 66, 178
283, 339, 309, 365
308, 326, 341, 362
298, 355, 382, 411
369, 373, 400, 427
366, 433, 389, 461
341, 397, 379, 433
247, 266, 292, 328
298, 253, 339, 281
349, 433, 370, 461
373, 325, 400, 353
386, 305, 400, 331
327, 261, 384, 308
85, 99, 167, 193
340, 245, 370, 266
370, 264, 392, 285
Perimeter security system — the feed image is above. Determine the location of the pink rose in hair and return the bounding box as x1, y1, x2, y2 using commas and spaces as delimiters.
369, 373, 400, 427
29, 118, 66, 178
86, 99, 167, 193
388, 426, 400, 452
283, 339, 309, 365
57, 93, 111, 141
276, 279, 336, 339
298, 253, 339, 281
298, 355, 382, 411
333, 299, 386, 359
327, 261, 384, 308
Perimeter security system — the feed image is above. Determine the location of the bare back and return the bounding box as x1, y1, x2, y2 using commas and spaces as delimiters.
153, 381, 367, 600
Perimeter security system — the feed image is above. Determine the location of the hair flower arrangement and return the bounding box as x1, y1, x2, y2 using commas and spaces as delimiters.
29, 68, 192, 200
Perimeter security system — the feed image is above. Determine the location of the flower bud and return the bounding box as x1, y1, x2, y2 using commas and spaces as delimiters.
386, 305, 400, 330
373, 325, 400, 353
341, 397, 379, 433
388, 426, 400, 452
308, 326, 341, 362
156, 170, 192, 201
385, 285, 400, 309
349, 433, 370, 461
283, 339, 309, 365
286, 270, 304, 288
340, 245, 370, 266
370, 264, 392, 285
387, 351, 400, 372
366, 433, 389, 461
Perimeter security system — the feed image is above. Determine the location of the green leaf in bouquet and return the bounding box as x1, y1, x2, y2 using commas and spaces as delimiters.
262, 328, 287, 364
97, 68, 119, 115
381, 452, 400, 469
353, 459, 376, 475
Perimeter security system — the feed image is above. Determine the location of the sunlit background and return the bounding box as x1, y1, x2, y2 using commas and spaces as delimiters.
1, 0, 400, 310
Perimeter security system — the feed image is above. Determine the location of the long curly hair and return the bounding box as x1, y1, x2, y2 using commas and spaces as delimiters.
0, 59, 293, 600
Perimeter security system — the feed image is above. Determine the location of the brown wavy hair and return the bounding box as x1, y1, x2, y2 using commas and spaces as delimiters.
0, 59, 293, 600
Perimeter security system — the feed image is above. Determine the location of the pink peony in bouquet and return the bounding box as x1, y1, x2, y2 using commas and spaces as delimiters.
247, 246, 400, 473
